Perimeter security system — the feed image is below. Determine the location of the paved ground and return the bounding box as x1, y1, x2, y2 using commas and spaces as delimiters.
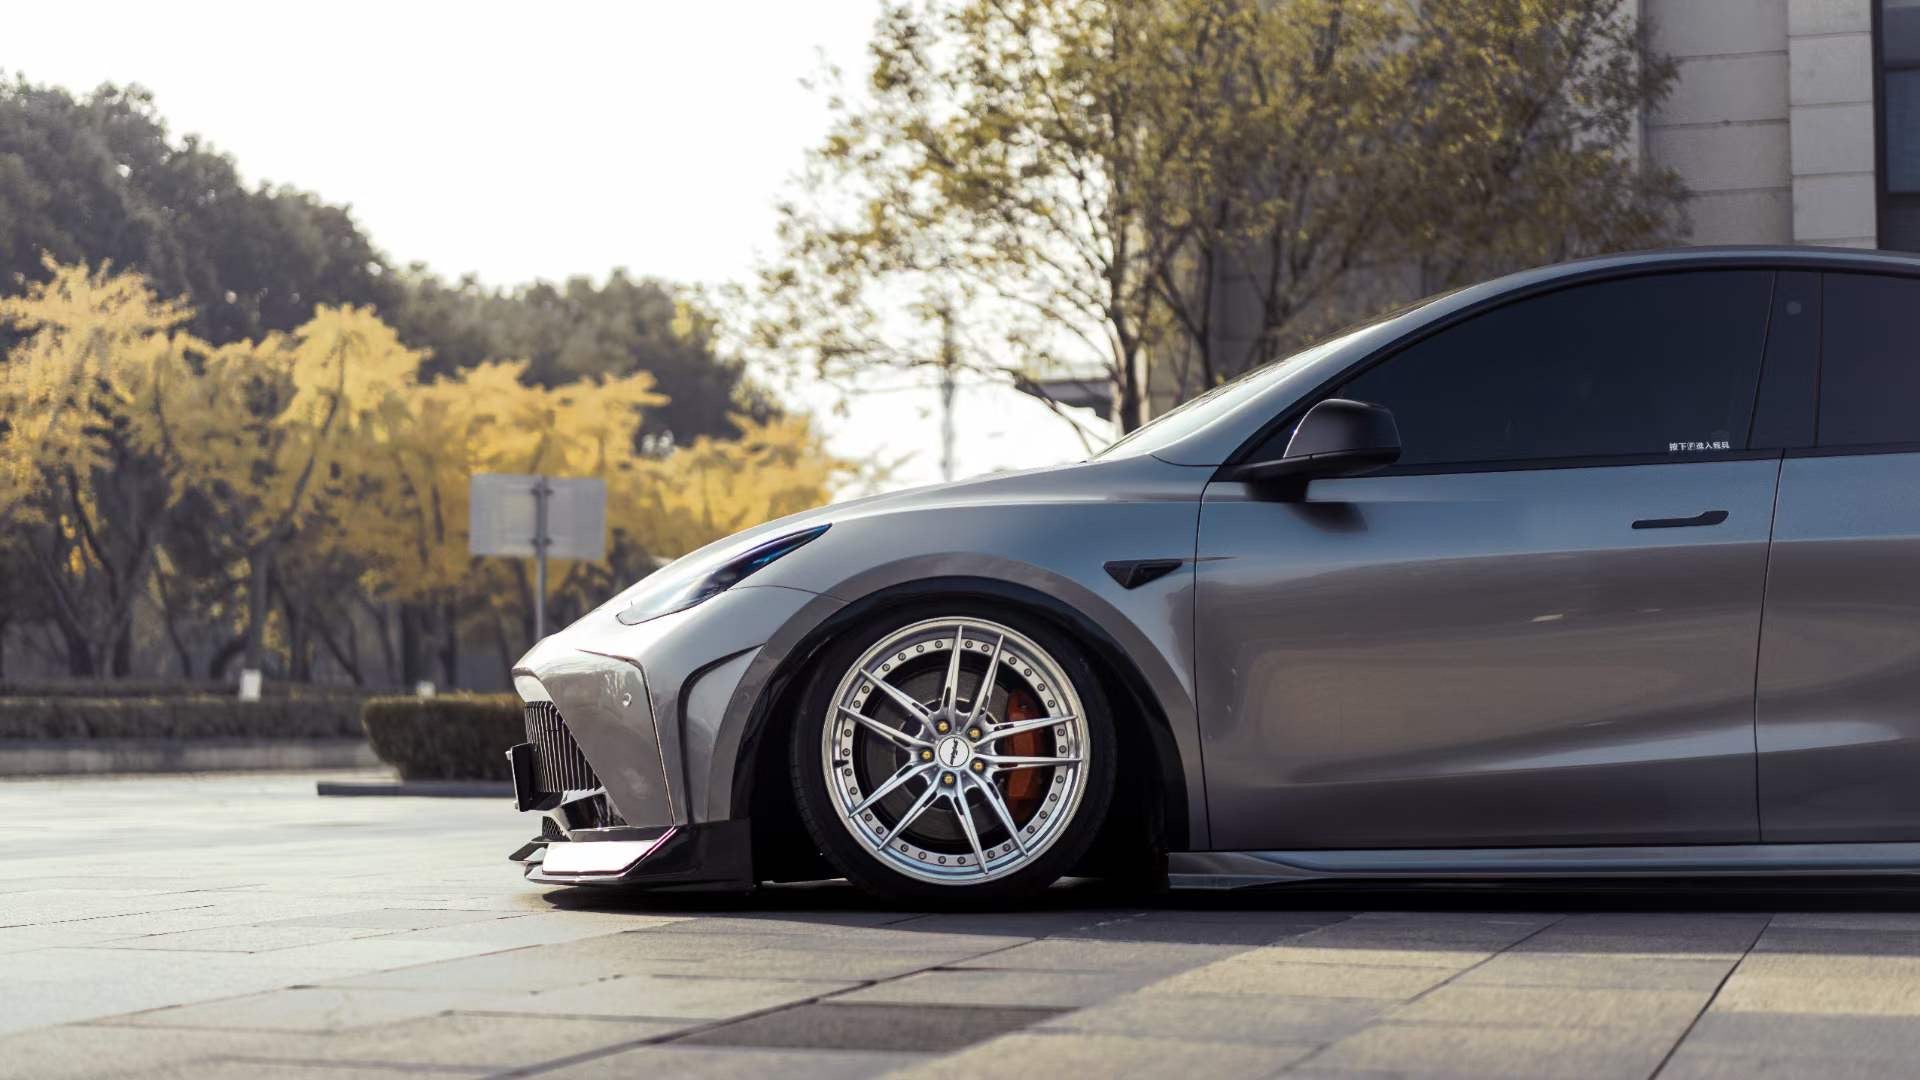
6, 775, 1920, 1079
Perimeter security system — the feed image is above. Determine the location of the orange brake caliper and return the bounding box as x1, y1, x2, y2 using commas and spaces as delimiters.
1000, 688, 1046, 821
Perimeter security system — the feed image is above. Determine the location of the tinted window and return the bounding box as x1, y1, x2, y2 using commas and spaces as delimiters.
1333, 271, 1774, 468
1818, 273, 1920, 447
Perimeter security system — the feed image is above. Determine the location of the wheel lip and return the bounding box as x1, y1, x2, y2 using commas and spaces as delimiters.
819, 615, 1091, 886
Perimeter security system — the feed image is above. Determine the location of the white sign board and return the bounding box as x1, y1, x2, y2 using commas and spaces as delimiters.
469, 474, 607, 560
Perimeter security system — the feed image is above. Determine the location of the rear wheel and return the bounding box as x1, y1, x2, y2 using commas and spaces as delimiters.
790, 608, 1116, 901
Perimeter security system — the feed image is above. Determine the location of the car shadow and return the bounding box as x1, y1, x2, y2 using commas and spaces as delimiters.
538, 874, 1920, 920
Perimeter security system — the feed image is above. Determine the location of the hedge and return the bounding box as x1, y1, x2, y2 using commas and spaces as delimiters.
0, 680, 391, 700
361, 694, 522, 781
0, 695, 364, 740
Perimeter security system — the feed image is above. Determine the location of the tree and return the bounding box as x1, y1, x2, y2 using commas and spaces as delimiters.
754, 0, 1685, 433
389, 270, 775, 448
0, 76, 397, 345
155, 306, 424, 674
0, 260, 196, 673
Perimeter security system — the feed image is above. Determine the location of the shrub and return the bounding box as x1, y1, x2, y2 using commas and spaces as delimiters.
0, 696, 364, 739
0, 680, 391, 700
360, 694, 522, 781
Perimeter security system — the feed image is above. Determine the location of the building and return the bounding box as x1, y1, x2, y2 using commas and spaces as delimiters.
1641, 0, 1911, 249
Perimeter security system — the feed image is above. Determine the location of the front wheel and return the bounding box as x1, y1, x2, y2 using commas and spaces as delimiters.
790, 609, 1117, 901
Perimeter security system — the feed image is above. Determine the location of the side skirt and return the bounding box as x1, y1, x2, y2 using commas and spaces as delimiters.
1168, 843, 1920, 889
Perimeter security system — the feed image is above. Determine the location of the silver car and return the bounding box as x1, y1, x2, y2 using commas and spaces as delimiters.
508, 246, 1920, 900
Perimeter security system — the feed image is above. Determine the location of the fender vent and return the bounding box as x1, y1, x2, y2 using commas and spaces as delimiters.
523, 702, 600, 795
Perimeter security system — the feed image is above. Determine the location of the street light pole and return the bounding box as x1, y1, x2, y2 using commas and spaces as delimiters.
531, 476, 552, 641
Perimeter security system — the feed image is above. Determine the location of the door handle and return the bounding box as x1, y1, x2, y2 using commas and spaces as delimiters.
1631, 510, 1728, 530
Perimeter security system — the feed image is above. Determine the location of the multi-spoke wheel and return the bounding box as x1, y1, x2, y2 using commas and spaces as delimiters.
791, 608, 1116, 900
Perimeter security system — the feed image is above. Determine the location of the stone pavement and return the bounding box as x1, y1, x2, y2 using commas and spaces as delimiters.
5, 774, 1920, 1078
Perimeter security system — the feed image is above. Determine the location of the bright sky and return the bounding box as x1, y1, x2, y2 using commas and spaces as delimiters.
4, 0, 1106, 491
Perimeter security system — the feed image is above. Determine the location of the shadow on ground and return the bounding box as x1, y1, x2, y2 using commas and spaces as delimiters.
541, 874, 1920, 920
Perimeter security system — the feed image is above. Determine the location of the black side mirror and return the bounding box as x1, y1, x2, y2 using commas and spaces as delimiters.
1229, 398, 1401, 488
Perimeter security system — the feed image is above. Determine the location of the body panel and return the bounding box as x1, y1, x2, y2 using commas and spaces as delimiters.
1758, 452, 1920, 841
1196, 460, 1781, 850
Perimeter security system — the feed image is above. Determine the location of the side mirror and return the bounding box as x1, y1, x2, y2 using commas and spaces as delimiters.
1229, 398, 1401, 488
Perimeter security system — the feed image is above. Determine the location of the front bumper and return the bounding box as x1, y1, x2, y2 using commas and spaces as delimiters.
509, 821, 753, 890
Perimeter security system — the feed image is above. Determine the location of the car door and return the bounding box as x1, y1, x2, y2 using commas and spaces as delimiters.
1758, 270, 1920, 841
1196, 269, 1790, 851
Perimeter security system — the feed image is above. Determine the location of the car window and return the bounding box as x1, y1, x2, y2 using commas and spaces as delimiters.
1326, 270, 1775, 468
1094, 286, 1463, 460
1818, 272, 1920, 447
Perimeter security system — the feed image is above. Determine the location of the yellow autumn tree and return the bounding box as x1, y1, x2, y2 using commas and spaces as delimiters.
0, 260, 198, 673
155, 306, 425, 672
617, 414, 849, 558
1, 259, 850, 681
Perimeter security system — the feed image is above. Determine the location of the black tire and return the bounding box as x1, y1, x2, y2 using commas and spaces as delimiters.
789, 602, 1118, 902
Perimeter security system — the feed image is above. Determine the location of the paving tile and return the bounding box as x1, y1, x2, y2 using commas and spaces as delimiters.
671, 945, 950, 981
1659, 1051, 1920, 1079
1307, 1021, 1676, 1079
1678, 1010, 1920, 1063
946, 937, 1244, 973
506, 973, 854, 1019
1036, 991, 1386, 1044
836, 969, 1158, 1009
674, 1002, 1063, 1052
141, 1063, 450, 1080
1389, 984, 1706, 1030
532, 1044, 924, 1079
1749, 927, 1920, 958
896, 1031, 1311, 1079
1452, 952, 1737, 991
86, 923, 388, 953
1713, 972, 1920, 1016
263, 908, 527, 930
1058, 918, 1340, 946
1146, 956, 1456, 1000
1768, 912, 1920, 933
114, 986, 535, 1032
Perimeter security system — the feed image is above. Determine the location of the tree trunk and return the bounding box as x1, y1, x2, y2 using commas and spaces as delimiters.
399, 604, 427, 687
111, 627, 132, 678
438, 601, 459, 689
242, 540, 274, 673
63, 625, 94, 677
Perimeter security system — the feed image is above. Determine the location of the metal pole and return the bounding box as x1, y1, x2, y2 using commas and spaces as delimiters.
532, 476, 551, 641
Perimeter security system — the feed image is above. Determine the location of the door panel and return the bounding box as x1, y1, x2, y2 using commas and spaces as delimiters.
1197, 460, 1779, 851
1758, 460, 1920, 842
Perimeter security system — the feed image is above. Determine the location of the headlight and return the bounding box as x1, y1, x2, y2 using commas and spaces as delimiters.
615, 525, 829, 626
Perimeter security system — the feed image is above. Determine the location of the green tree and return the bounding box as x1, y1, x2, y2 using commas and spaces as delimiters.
755, 0, 1684, 433
390, 270, 773, 447
0, 75, 398, 345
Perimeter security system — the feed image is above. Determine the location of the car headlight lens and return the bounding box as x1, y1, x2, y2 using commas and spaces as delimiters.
615, 525, 829, 626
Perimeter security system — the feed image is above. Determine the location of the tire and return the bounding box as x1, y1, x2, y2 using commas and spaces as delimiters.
790, 604, 1118, 902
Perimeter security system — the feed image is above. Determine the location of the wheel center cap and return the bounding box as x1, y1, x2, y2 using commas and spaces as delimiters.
935, 735, 972, 769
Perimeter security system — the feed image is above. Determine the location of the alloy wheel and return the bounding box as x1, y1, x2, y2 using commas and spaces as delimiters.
819, 616, 1091, 885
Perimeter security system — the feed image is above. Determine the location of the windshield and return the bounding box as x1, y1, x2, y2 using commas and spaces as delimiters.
1093, 290, 1462, 460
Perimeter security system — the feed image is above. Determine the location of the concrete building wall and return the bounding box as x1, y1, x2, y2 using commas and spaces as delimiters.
1643, 0, 1879, 247
1644, 0, 1796, 243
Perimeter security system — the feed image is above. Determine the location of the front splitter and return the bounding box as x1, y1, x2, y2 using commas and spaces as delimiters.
513, 820, 753, 891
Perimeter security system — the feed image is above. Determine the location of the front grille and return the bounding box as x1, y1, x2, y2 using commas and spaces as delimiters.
523, 702, 600, 794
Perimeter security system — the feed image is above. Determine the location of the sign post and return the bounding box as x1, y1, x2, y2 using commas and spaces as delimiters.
470, 474, 607, 643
